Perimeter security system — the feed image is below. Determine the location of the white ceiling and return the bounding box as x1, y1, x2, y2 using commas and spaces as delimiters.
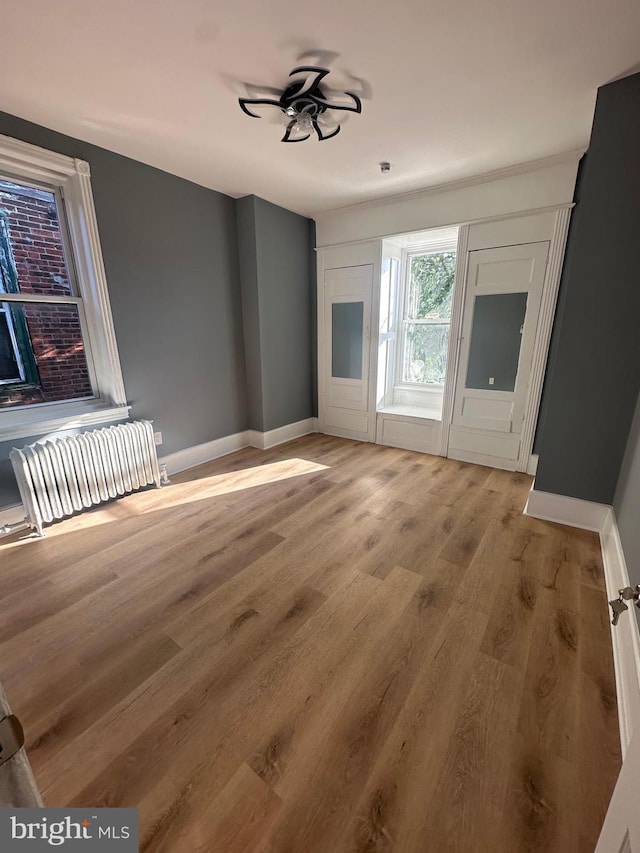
2, 0, 640, 217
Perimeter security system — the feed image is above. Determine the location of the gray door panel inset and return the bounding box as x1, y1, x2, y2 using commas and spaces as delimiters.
332, 301, 364, 380
466, 292, 528, 392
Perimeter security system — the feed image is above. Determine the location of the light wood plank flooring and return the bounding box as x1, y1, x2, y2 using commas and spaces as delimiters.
0, 434, 621, 852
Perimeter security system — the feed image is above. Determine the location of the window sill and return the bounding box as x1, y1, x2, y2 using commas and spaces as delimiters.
0, 401, 131, 443
395, 383, 445, 391
377, 404, 443, 422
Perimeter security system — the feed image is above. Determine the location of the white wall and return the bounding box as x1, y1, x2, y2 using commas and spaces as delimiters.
315, 151, 581, 247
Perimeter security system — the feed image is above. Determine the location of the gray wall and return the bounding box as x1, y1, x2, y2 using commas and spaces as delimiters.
534, 71, 640, 503
614, 390, 640, 590
236, 195, 315, 432
0, 115, 317, 507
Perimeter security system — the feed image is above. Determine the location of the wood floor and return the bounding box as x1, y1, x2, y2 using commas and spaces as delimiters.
0, 434, 621, 852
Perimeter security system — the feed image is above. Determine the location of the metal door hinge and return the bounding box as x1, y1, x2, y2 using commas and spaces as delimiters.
0, 714, 25, 766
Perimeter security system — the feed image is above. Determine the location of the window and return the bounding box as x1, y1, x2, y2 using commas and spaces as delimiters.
377, 230, 459, 420
399, 250, 456, 386
0, 135, 128, 441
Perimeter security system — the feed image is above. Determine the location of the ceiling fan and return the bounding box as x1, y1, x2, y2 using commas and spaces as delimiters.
238, 65, 362, 143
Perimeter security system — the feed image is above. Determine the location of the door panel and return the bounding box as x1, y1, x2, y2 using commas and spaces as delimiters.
323, 265, 374, 441
596, 732, 640, 853
450, 242, 548, 469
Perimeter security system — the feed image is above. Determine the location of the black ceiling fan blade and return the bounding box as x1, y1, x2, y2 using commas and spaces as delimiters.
239, 97, 283, 118
288, 66, 330, 97
310, 91, 362, 114
313, 120, 341, 141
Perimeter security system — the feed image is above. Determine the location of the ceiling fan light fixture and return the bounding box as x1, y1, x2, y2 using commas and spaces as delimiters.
239, 65, 362, 143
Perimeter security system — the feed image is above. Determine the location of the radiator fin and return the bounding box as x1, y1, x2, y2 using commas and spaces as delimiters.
10, 420, 161, 535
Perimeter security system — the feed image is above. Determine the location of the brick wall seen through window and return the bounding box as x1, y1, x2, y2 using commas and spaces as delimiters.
0, 180, 93, 408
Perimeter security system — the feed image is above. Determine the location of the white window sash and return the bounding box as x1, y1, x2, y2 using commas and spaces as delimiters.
395, 244, 457, 390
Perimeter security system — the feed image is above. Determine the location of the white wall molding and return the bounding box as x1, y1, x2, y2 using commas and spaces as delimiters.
524, 486, 611, 532
517, 207, 572, 473
316, 153, 582, 247
159, 430, 250, 475
601, 509, 640, 758
248, 418, 317, 451
159, 419, 319, 474
0, 502, 27, 531
319, 150, 583, 220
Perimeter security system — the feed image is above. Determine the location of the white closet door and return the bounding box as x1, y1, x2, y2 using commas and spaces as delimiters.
595, 728, 640, 853
449, 242, 548, 469
323, 264, 374, 441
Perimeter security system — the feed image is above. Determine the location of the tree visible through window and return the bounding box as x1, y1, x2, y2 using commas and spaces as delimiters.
0, 179, 93, 408
401, 251, 456, 384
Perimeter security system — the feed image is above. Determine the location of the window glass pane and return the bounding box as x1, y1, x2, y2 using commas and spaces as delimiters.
402, 322, 450, 384
0, 302, 93, 408
332, 301, 363, 380
465, 292, 528, 392
0, 180, 74, 297
408, 252, 456, 320
0, 308, 22, 381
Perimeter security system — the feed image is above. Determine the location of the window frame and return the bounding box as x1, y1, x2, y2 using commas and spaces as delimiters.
395, 239, 458, 391
0, 133, 129, 441
0, 301, 26, 384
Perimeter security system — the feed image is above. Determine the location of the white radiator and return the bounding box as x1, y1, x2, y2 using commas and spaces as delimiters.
9, 420, 161, 536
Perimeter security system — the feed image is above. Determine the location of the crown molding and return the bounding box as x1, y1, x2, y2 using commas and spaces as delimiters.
316, 148, 586, 220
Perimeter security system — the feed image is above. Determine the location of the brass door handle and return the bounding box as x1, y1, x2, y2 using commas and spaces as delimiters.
0, 715, 25, 766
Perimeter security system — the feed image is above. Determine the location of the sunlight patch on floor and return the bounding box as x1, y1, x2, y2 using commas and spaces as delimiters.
140, 457, 330, 512
0, 458, 330, 548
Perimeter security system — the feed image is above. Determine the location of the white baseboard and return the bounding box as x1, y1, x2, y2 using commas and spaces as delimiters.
0, 502, 24, 524
0, 502, 27, 534
601, 508, 640, 758
159, 430, 250, 475
524, 486, 610, 532
159, 418, 319, 474
248, 418, 317, 451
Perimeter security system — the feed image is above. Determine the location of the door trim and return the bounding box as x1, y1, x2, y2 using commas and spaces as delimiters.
517, 207, 572, 471
439, 225, 470, 456
445, 208, 571, 472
